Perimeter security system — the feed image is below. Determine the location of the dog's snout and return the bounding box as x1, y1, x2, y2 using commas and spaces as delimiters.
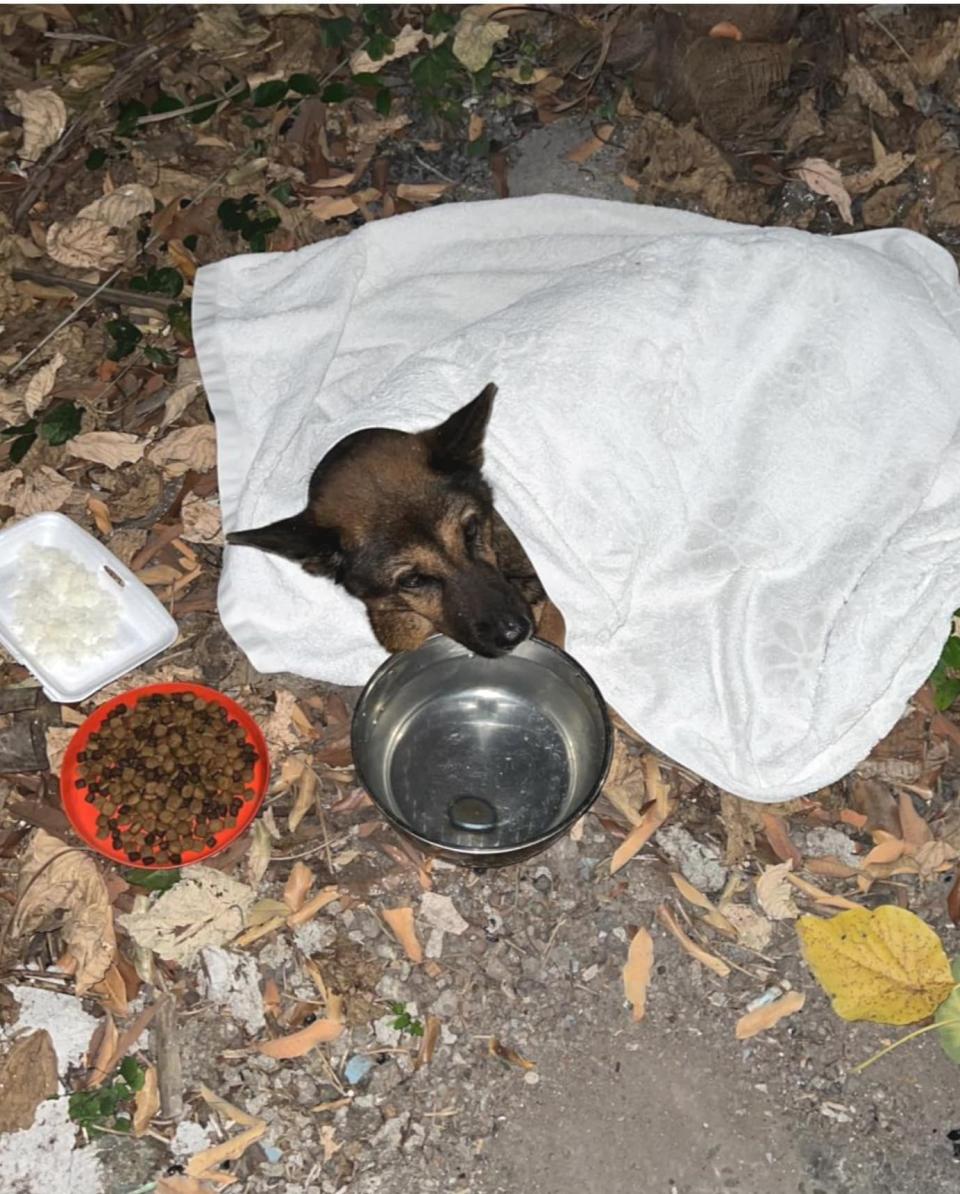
494, 615, 532, 651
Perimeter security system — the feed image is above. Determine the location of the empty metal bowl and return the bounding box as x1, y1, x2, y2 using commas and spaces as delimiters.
351, 636, 612, 867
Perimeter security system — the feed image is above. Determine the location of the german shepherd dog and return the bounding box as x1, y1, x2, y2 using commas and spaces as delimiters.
227, 383, 566, 657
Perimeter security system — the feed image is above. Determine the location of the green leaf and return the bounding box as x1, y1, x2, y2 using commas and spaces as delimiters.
408, 1020, 424, 1037
122, 866, 181, 891
151, 91, 184, 115
119, 1056, 145, 1090
115, 99, 148, 137
933, 675, 960, 712
183, 234, 199, 251
131, 267, 183, 298
361, 5, 391, 33
942, 636, 960, 670
321, 16, 354, 48
40, 401, 82, 446
144, 346, 176, 367
936, 956, 960, 1062
425, 9, 458, 34
112, 1116, 132, 1133
9, 434, 36, 463
1, 419, 36, 438
251, 79, 290, 107
168, 302, 193, 343
269, 181, 295, 206
375, 87, 392, 117
350, 73, 380, 88
85, 147, 107, 170
217, 198, 247, 231
288, 73, 320, 96
189, 94, 219, 124
411, 46, 456, 94
365, 31, 395, 62
321, 83, 351, 103
106, 318, 143, 361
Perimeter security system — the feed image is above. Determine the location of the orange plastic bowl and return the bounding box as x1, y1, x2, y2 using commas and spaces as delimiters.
61, 682, 269, 870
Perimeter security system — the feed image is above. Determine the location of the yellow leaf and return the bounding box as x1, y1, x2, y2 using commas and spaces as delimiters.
452, 8, 510, 73
797, 905, 954, 1024
622, 926, 653, 1021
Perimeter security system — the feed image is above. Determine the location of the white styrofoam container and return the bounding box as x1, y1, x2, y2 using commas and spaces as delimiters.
0, 512, 179, 703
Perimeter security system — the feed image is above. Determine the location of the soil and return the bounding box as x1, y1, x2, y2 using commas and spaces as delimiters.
3, 6, 960, 1194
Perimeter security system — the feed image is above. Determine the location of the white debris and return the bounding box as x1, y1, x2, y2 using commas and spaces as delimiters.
0, 1097, 103, 1192
171, 1118, 218, 1157
198, 947, 266, 1035
9, 985, 99, 1073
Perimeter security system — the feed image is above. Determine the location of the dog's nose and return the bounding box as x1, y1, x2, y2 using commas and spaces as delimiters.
494, 615, 532, 650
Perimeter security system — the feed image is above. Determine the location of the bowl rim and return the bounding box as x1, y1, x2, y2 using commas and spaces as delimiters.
60, 681, 270, 870
350, 634, 613, 858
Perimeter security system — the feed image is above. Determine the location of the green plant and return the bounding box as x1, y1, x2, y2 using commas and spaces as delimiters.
217, 194, 281, 253
2, 400, 83, 463
130, 267, 184, 299
930, 616, 960, 710
68, 1057, 145, 1136
106, 317, 143, 361
389, 1001, 424, 1037
122, 866, 181, 891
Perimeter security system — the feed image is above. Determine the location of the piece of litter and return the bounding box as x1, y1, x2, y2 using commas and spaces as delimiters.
344, 1055, 376, 1085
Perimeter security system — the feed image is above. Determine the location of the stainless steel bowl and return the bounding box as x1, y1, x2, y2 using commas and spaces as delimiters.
351, 636, 612, 867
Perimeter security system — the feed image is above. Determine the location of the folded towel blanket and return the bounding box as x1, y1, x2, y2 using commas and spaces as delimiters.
193, 194, 960, 801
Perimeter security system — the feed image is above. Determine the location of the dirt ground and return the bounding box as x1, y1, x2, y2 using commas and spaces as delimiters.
4, 6, 960, 1194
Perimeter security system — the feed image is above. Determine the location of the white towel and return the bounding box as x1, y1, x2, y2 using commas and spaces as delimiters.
193, 194, 960, 801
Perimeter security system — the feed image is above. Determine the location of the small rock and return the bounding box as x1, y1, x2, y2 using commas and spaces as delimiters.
802, 827, 859, 868
581, 963, 599, 982
292, 920, 336, 954
344, 1054, 376, 1086
420, 892, 469, 936
654, 824, 728, 893
430, 988, 460, 1018
251, 1053, 281, 1074
292, 1074, 320, 1104
171, 1119, 216, 1157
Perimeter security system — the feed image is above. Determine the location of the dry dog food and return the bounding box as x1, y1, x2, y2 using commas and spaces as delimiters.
77, 692, 258, 865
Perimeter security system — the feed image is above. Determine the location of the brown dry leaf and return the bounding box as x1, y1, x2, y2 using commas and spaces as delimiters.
396, 181, 452, 203
69, 431, 146, 468
23, 350, 65, 416
414, 1014, 441, 1070
264, 689, 311, 757
286, 885, 340, 927
252, 1014, 344, 1058
792, 158, 853, 224
622, 926, 653, 1021
785, 871, 860, 911
735, 991, 805, 1040
644, 754, 673, 823
77, 183, 155, 227
863, 835, 906, 867
44, 724, 74, 774
161, 381, 202, 428
86, 1012, 119, 1087
602, 732, 646, 826
288, 766, 318, 834
14, 466, 73, 516
564, 124, 614, 164
88, 962, 130, 1016
0, 1029, 58, 1132
262, 976, 281, 1018
283, 861, 315, 913
133, 1064, 159, 1136
761, 812, 803, 867
843, 58, 897, 118
181, 493, 223, 545
785, 90, 823, 153
897, 792, 933, 850
755, 862, 800, 921
609, 805, 664, 874
656, 904, 730, 978
14, 830, 116, 992
468, 112, 485, 142
86, 496, 113, 536
383, 905, 424, 963
911, 19, 960, 85
186, 1123, 266, 1185
46, 217, 126, 269
845, 151, 914, 196
158, 1177, 220, 1194
245, 820, 272, 887
721, 904, 773, 951
452, 7, 510, 72
350, 22, 430, 72
137, 564, 182, 587
913, 839, 958, 879
307, 195, 358, 221
669, 872, 736, 937
12, 87, 67, 162
488, 1037, 536, 1070
148, 424, 217, 477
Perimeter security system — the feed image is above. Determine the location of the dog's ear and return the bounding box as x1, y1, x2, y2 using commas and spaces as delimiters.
424, 382, 496, 474
227, 513, 343, 578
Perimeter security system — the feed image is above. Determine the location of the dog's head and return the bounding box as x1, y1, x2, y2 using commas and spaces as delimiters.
227, 383, 533, 657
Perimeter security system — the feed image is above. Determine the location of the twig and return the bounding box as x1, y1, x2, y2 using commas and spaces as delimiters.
412, 153, 458, 185
151, 994, 184, 1120
865, 10, 915, 67
11, 269, 176, 312
133, 81, 247, 127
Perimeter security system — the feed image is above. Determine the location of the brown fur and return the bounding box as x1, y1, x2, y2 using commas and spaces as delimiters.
227, 384, 565, 657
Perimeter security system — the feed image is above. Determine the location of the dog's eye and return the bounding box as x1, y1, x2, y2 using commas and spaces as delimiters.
463, 516, 481, 548
398, 572, 430, 592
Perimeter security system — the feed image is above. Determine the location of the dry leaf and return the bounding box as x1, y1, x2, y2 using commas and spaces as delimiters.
656, 904, 730, 977
383, 905, 424, 963
669, 872, 736, 937
288, 766, 317, 834
468, 112, 485, 142
251, 1014, 344, 1058
488, 1037, 536, 1070
86, 1012, 119, 1086
0, 1029, 58, 1132
46, 217, 126, 269
158, 1177, 220, 1194
452, 8, 510, 73
564, 124, 614, 164
843, 59, 897, 117
755, 862, 800, 920
760, 812, 803, 867
282, 861, 315, 913
350, 23, 430, 72
306, 195, 358, 221
117, 867, 256, 965
845, 151, 914, 196
181, 493, 223, 544
88, 962, 130, 1016
602, 732, 646, 826
161, 381, 202, 428
12, 87, 67, 161
69, 430, 146, 468
245, 820, 272, 887
23, 350, 65, 416
792, 158, 853, 224
722, 904, 773, 951
798, 905, 954, 1024
495, 64, 552, 85
44, 724, 74, 774
897, 792, 933, 849
863, 835, 906, 867
913, 839, 958, 878
263, 690, 311, 758
86, 496, 112, 536
735, 990, 805, 1040
285, 885, 340, 927
148, 424, 217, 477
610, 804, 664, 874
14, 466, 73, 516
14, 830, 116, 993
623, 926, 653, 1021
785, 90, 824, 153
396, 181, 452, 202
137, 564, 182, 586
77, 183, 155, 227
133, 1064, 159, 1135
785, 871, 860, 911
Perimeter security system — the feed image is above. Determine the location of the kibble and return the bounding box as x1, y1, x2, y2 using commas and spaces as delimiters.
79, 692, 258, 865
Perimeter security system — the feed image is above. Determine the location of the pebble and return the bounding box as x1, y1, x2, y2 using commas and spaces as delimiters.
803, 826, 859, 868
345, 1054, 377, 1085
654, 824, 728, 892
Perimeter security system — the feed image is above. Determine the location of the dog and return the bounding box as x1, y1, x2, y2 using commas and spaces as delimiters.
227, 383, 566, 658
